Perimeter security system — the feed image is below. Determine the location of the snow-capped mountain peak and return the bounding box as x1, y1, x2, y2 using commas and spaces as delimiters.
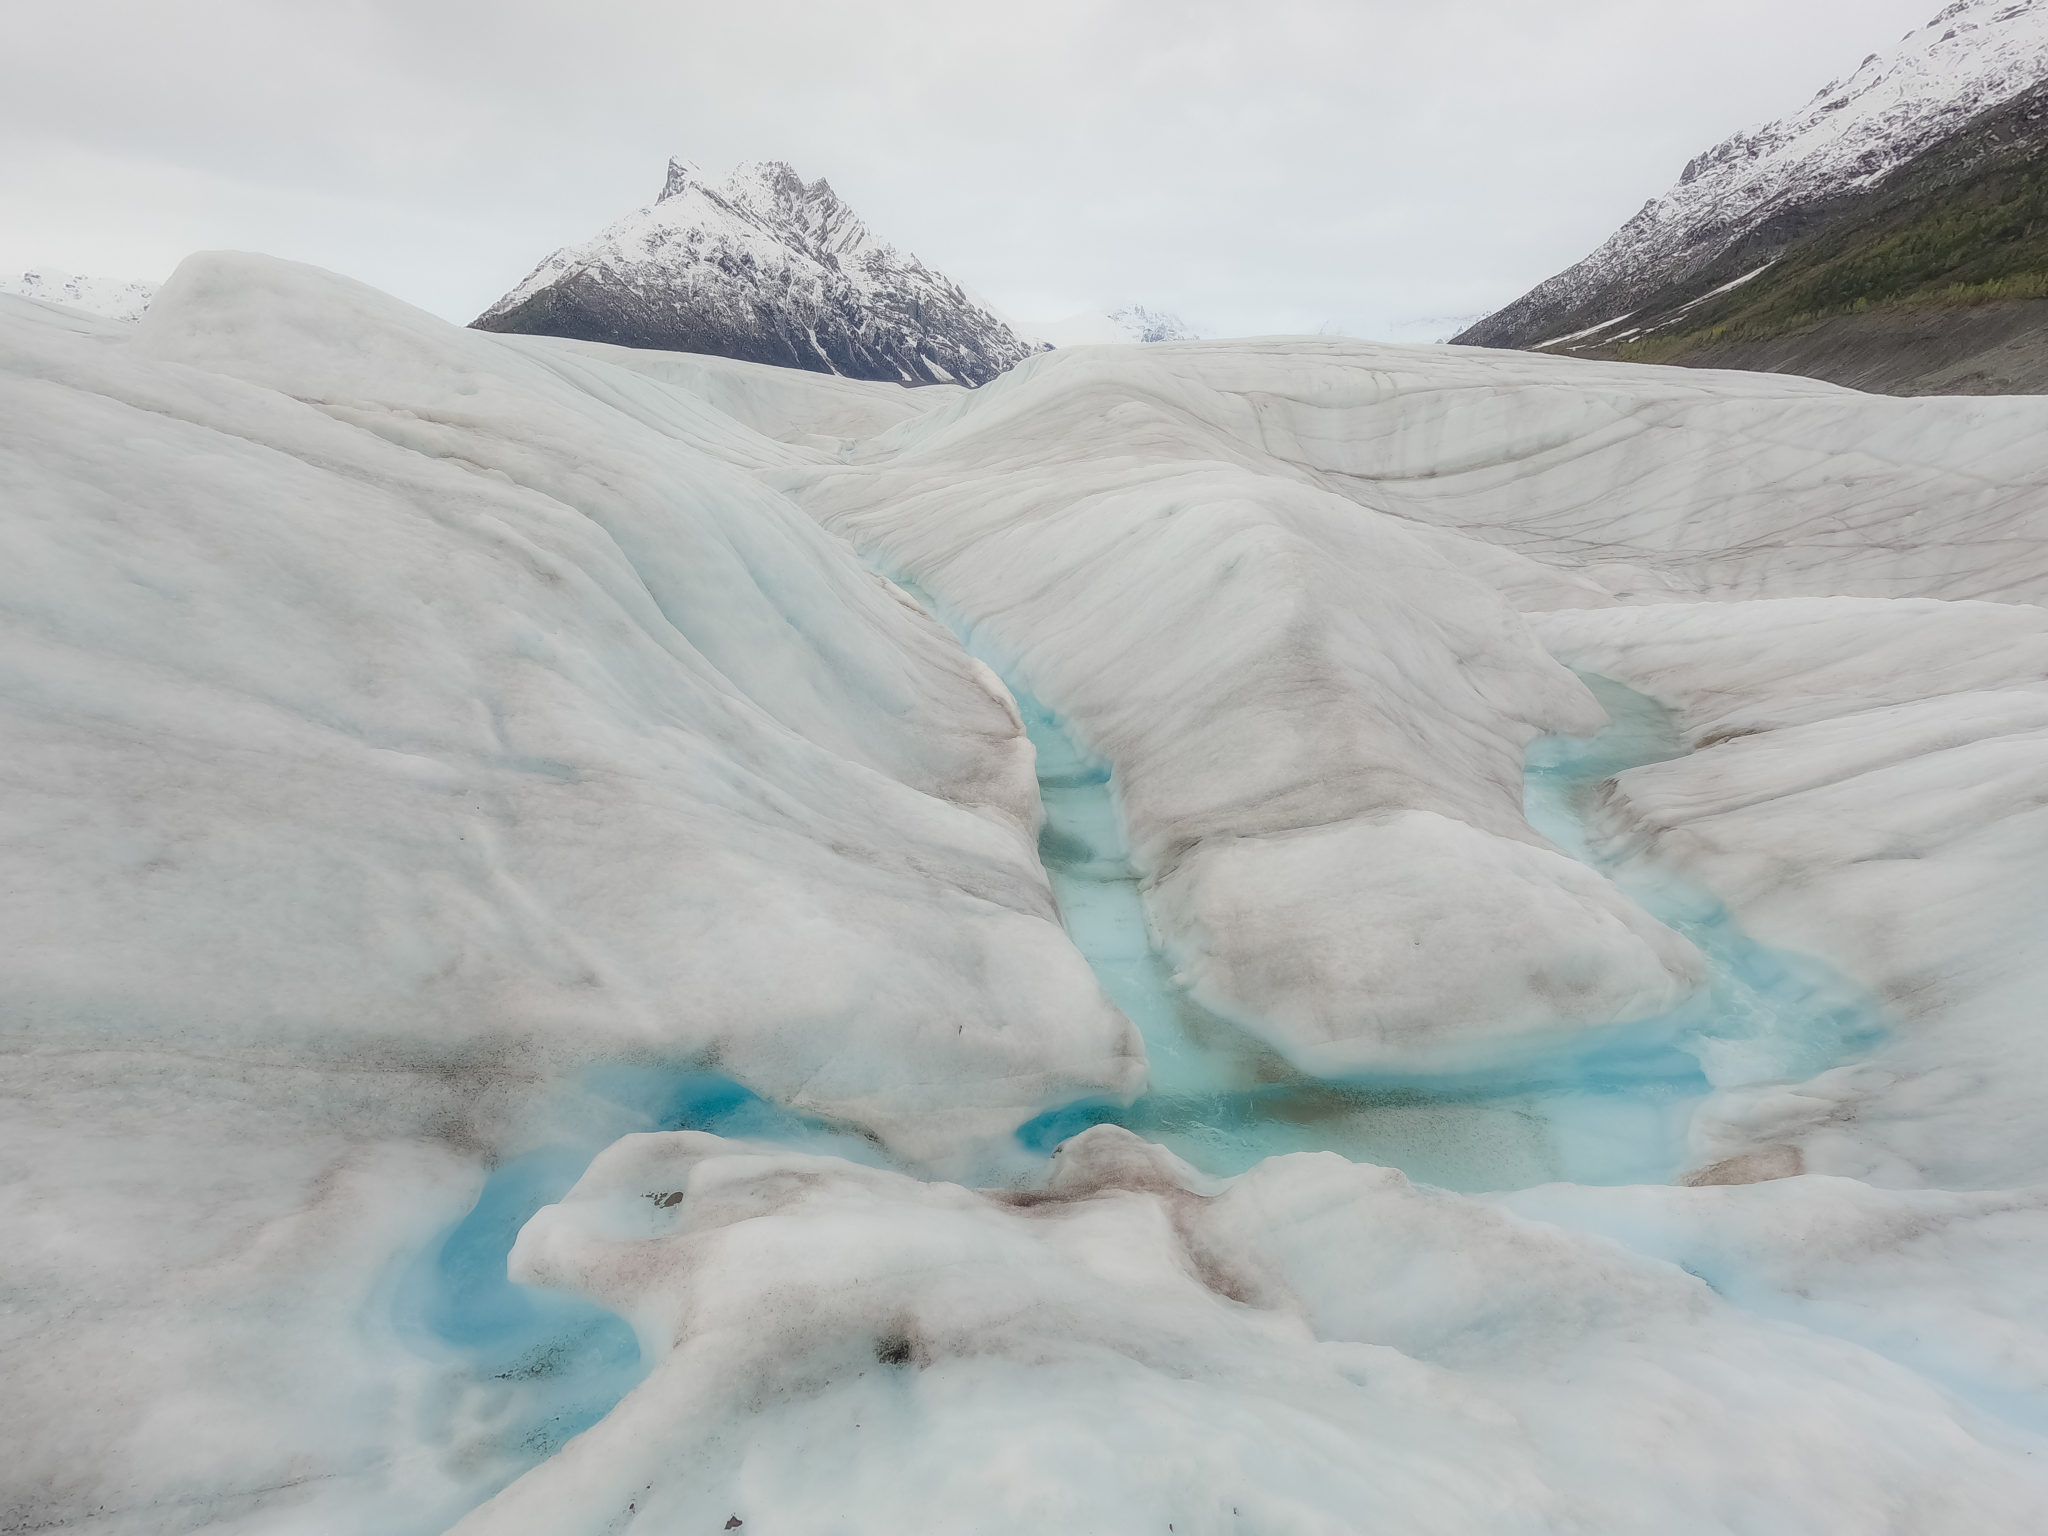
1108, 304, 1200, 343
658, 155, 702, 201
1026, 305, 1201, 347
1671, 0, 2048, 209
658, 157, 875, 259
476, 157, 1035, 385
1460, 0, 2048, 345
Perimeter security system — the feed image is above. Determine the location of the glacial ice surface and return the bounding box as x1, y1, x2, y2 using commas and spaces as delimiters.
0, 260, 1135, 1534
10, 268, 2048, 1532
450, 1127, 2048, 1535
1535, 597, 2048, 1188
407, 654, 1900, 1508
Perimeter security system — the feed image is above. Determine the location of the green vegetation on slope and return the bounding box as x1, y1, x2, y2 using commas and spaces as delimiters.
1606, 83, 2048, 366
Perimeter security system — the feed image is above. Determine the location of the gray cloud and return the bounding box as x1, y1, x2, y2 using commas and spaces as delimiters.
0, 0, 1938, 336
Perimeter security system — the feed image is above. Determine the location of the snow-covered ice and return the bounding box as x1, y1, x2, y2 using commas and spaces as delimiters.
788, 348, 1713, 1072
8, 257, 2048, 1532
15, 254, 1140, 1164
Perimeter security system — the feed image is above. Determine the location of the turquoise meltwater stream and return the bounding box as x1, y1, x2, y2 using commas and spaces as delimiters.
996, 640, 1883, 1195
399, 584, 1885, 1512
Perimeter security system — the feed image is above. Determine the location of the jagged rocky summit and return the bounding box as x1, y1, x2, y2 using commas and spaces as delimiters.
1458, 0, 2048, 394
473, 157, 1039, 386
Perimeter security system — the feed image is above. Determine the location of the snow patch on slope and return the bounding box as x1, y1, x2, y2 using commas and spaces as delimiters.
5, 270, 157, 321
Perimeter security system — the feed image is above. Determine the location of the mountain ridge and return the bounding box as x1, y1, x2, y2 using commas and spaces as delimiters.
1456, 0, 2048, 393
473, 158, 1037, 386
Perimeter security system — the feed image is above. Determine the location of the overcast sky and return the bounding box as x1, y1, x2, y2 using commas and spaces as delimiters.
3, 0, 1940, 340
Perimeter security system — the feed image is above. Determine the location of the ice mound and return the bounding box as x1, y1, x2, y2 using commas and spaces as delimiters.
500, 333, 961, 447
450, 1126, 2048, 1533
759, 339, 2048, 1072
788, 353, 1708, 1069
1148, 809, 1701, 1072
1035, 339, 2048, 605
10, 253, 1142, 1162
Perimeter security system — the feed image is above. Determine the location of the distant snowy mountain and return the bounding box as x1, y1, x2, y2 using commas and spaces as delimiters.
1107, 304, 1200, 343
5, 270, 156, 322
1028, 305, 1201, 347
474, 158, 1037, 386
1460, 0, 2048, 358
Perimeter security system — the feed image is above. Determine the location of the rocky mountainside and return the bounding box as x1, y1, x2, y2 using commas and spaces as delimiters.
473, 159, 1038, 386
1458, 0, 2048, 393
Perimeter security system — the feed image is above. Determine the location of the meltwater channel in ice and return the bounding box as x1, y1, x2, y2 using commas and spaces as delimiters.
394, 581, 1886, 1516
1004, 653, 1886, 1193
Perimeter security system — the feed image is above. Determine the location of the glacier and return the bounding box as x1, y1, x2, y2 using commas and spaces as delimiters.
7, 257, 2048, 1533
